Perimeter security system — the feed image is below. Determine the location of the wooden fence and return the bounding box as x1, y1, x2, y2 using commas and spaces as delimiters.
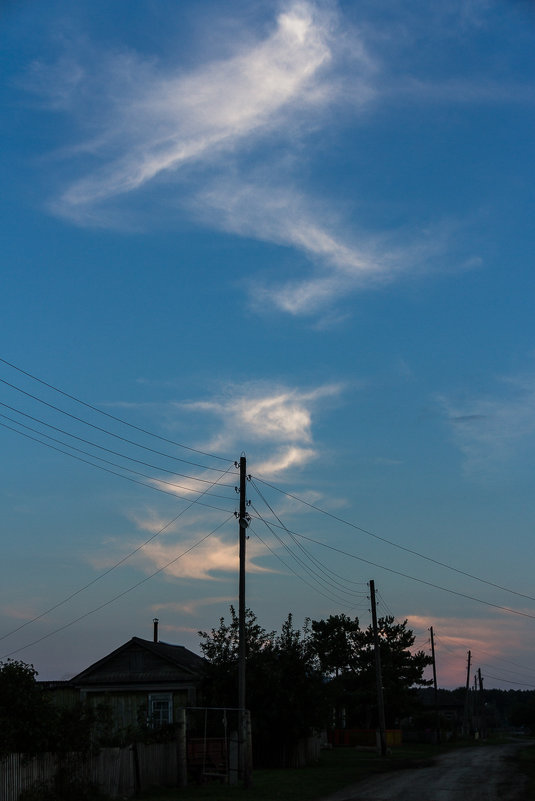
0, 742, 179, 801
0, 708, 321, 799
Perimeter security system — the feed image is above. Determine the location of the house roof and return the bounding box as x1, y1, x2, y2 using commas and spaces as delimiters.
70, 636, 205, 688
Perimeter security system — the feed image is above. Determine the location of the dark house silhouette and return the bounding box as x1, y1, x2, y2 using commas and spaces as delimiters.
44, 630, 205, 733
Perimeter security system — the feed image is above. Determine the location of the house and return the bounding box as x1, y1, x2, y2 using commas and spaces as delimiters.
48, 623, 205, 734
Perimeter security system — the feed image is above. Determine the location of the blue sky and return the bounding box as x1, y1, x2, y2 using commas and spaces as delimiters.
1, 0, 535, 690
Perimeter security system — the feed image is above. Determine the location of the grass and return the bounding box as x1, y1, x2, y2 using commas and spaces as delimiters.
136, 742, 464, 801
513, 743, 535, 799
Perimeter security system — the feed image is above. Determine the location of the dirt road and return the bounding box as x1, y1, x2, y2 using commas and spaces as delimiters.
317, 742, 530, 801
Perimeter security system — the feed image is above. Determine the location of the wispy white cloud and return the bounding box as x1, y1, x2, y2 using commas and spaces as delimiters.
390, 77, 535, 106
29, 1, 506, 314
47, 2, 344, 220
440, 373, 535, 477
255, 445, 317, 476
194, 181, 461, 314
133, 535, 271, 581
182, 381, 342, 476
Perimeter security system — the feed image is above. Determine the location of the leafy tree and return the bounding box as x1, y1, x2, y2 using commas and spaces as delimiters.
353, 615, 432, 727
0, 659, 104, 758
254, 614, 327, 765
199, 608, 326, 767
309, 614, 432, 729
310, 613, 362, 677
309, 614, 363, 727
199, 605, 276, 709
0, 660, 55, 757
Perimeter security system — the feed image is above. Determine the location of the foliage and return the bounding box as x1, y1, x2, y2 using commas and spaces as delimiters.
310, 613, 362, 677
0, 660, 55, 757
199, 607, 432, 762
509, 692, 535, 732
0, 659, 102, 757
308, 613, 432, 729
356, 615, 433, 726
199, 608, 327, 767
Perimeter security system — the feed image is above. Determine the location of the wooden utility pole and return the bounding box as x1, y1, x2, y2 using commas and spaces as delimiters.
429, 627, 440, 744
237, 455, 251, 786
369, 580, 387, 756
463, 650, 471, 735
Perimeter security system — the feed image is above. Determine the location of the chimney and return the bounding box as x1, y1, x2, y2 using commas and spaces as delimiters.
153, 618, 159, 643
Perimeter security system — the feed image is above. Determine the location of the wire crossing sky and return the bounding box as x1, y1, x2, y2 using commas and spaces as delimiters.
2, 0, 535, 689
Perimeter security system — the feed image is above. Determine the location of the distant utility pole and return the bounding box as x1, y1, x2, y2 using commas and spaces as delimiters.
369, 580, 387, 756
429, 627, 440, 744
237, 455, 251, 787
463, 650, 472, 735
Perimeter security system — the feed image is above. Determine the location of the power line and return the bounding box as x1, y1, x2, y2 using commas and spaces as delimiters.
482, 674, 535, 689
288, 529, 535, 622
471, 647, 535, 677
0, 376, 231, 473
0, 463, 236, 644
0, 403, 235, 486
0, 420, 235, 512
250, 506, 366, 605
246, 499, 535, 621
250, 479, 367, 594
248, 520, 365, 611
252, 475, 535, 605
249, 480, 367, 599
0, 357, 231, 462
478, 662, 535, 683
376, 589, 395, 619
0, 413, 234, 501
1, 514, 235, 660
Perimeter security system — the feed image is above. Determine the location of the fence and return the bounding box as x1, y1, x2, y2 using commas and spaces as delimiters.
0, 708, 245, 800
0, 742, 182, 801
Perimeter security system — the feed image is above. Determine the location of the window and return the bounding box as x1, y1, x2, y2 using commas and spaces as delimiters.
149, 693, 173, 728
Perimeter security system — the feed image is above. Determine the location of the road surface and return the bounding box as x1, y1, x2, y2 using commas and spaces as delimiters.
317, 742, 530, 801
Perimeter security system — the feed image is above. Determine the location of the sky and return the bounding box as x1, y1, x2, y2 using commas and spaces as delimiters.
1, 0, 535, 692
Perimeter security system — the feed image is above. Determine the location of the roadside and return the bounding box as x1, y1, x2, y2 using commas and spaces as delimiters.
315, 740, 533, 801
135, 739, 535, 801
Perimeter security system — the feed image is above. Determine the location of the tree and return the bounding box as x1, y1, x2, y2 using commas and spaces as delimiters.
0, 659, 54, 756
199, 608, 327, 767
199, 605, 275, 710
309, 614, 363, 728
354, 615, 432, 727
309, 614, 432, 729
0, 659, 101, 758
310, 613, 362, 677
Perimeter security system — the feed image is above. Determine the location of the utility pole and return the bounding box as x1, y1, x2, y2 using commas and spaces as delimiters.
369, 580, 387, 756
463, 650, 471, 736
237, 455, 251, 787
429, 627, 440, 744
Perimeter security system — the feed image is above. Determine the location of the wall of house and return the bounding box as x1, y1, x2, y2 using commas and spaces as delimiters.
43, 684, 80, 708
83, 689, 190, 732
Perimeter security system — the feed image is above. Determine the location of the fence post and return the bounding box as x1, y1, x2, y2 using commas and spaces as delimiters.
245, 710, 253, 779
176, 708, 187, 788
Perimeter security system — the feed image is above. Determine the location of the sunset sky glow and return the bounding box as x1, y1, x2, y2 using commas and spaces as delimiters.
1, 0, 535, 691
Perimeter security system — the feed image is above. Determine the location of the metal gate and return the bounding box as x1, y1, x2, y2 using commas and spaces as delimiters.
186, 707, 240, 785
